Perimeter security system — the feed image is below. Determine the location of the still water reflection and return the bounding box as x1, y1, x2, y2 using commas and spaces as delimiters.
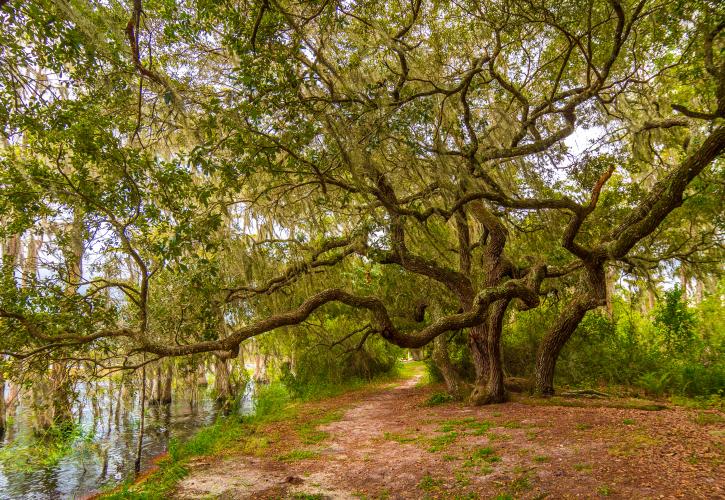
0, 381, 254, 499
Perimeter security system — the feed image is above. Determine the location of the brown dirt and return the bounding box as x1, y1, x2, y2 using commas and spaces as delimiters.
174, 370, 725, 499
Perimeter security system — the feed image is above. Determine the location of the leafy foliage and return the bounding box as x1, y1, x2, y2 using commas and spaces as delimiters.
653, 286, 697, 354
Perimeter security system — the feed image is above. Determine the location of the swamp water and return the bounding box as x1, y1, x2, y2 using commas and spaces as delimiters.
0, 381, 255, 499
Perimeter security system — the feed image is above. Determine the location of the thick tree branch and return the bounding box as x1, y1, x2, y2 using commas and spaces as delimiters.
608, 126, 725, 258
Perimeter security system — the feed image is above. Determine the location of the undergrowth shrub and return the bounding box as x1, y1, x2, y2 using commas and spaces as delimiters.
501, 284, 725, 397
414, 282, 725, 398
253, 382, 290, 418
280, 327, 401, 399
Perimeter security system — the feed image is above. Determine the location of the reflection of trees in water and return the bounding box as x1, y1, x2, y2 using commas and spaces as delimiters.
0, 369, 252, 499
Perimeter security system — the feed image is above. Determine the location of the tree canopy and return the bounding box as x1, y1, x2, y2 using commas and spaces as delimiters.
1, 0, 723, 403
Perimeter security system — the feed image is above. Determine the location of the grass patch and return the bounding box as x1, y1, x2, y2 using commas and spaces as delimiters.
533, 455, 549, 463
622, 418, 636, 425
296, 409, 344, 444
670, 394, 724, 410
418, 474, 444, 492
597, 485, 613, 496
253, 382, 293, 420
608, 432, 660, 457
240, 435, 270, 456
463, 446, 500, 467
693, 412, 725, 426
573, 463, 592, 472
440, 417, 475, 426
285, 362, 418, 402
509, 474, 532, 494
471, 421, 493, 435
397, 360, 425, 380
428, 431, 458, 452
383, 431, 417, 444
312, 409, 345, 425
278, 449, 319, 462
298, 427, 329, 444
425, 392, 454, 406
526, 397, 668, 411
437, 417, 492, 436
495, 472, 533, 498
487, 432, 511, 441
455, 470, 471, 487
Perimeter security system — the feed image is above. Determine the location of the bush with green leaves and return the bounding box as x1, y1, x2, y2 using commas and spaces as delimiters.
653, 286, 697, 354
277, 315, 401, 399
425, 280, 724, 398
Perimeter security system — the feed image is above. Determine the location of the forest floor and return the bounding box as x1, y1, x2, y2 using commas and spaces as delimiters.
171, 364, 724, 499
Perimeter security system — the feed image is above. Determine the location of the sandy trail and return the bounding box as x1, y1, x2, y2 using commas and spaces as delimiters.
175, 369, 724, 499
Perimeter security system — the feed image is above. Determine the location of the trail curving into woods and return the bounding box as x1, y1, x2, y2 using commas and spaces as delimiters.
174, 368, 724, 499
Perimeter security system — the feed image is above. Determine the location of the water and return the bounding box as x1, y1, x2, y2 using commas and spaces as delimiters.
0, 381, 255, 499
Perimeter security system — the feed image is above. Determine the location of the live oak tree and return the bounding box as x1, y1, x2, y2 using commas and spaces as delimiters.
0, 0, 723, 404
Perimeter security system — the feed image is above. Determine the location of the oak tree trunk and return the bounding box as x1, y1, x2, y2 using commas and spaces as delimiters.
469, 302, 507, 405
51, 363, 74, 426
535, 264, 606, 396
679, 263, 688, 299
214, 356, 232, 401
0, 373, 5, 437
604, 266, 616, 319
534, 299, 590, 395
150, 364, 163, 404
431, 335, 466, 399
161, 364, 173, 404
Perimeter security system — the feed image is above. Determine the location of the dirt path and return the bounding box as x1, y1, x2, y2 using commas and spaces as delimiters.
175, 368, 724, 499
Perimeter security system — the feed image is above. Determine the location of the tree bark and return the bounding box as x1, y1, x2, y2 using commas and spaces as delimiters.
22, 232, 41, 287
135, 362, 146, 473
0, 372, 5, 437
150, 364, 163, 404
197, 361, 208, 386
679, 263, 688, 300
31, 377, 53, 432
161, 364, 173, 404
254, 354, 269, 384
534, 299, 591, 396
646, 285, 657, 312
604, 266, 616, 319
695, 276, 704, 303
214, 355, 232, 401
47, 211, 85, 425
467, 201, 511, 405
409, 348, 424, 361
468, 324, 489, 392
1, 234, 22, 434
51, 362, 74, 425
431, 334, 466, 399
469, 301, 508, 404
534, 264, 606, 396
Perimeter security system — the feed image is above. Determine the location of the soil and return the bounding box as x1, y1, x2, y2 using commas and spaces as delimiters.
174, 367, 725, 499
